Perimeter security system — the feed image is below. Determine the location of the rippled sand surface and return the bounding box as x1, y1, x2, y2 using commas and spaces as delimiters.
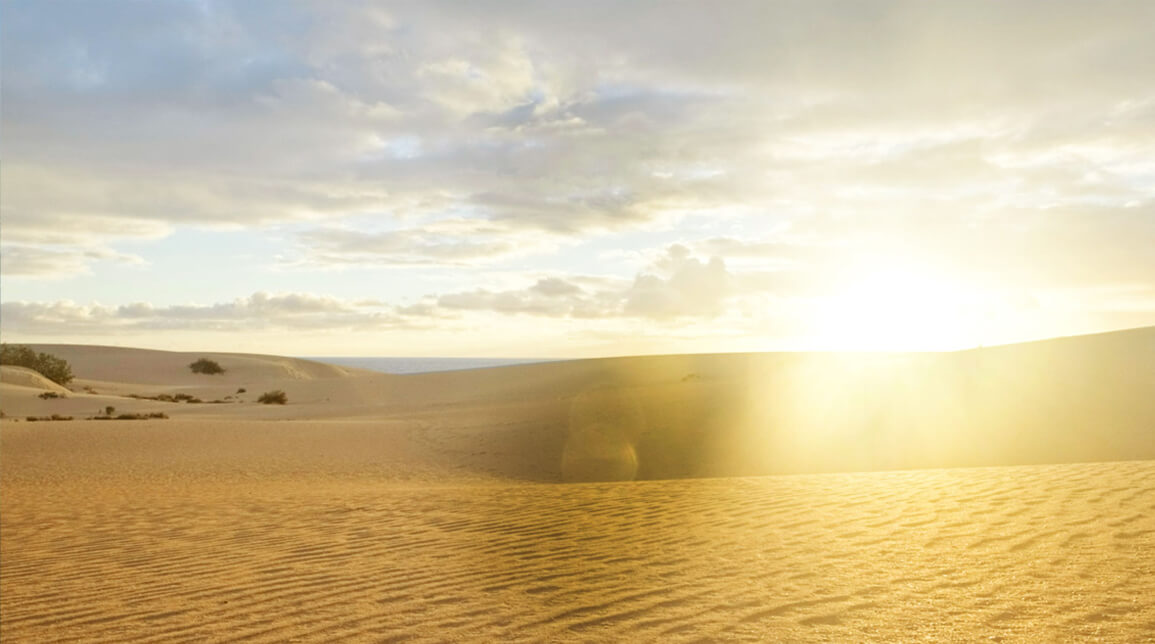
3, 421, 1153, 642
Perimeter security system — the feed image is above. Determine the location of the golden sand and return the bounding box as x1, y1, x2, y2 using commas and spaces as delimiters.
2, 330, 1154, 641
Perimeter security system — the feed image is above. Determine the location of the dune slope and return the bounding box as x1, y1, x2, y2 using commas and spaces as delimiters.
0, 365, 71, 394
9, 327, 1155, 480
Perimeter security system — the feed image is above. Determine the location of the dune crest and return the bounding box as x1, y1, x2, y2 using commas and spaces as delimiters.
27, 344, 367, 385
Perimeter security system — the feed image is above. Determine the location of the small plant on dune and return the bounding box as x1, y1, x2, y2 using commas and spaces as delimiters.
105, 406, 116, 416
92, 412, 168, 420
257, 390, 288, 405
188, 358, 225, 375
236, 387, 246, 394
115, 412, 169, 420
129, 393, 202, 403
38, 391, 64, 400
0, 344, 74, 386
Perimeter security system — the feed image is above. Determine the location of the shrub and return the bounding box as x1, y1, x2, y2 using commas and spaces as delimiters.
115, 412, 169, 420
189, 358, 225, 375
257, 390, 288, 405
0, 344, 74, 385
93, 412, 168, 420
236, 388, 246, 394
128, 393, 201, 403
38, 391, 64, 400
105, 406, 116, 416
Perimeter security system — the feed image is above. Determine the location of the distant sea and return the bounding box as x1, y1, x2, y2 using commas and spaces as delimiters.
302, 356, 556, 375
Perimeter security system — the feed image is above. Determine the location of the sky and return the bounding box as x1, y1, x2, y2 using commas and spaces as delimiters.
1, 0, 1153, 357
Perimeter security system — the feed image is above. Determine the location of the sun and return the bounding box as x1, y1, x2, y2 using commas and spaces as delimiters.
811, 264, 982, 352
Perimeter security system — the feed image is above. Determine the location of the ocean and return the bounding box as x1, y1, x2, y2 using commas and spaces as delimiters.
302, 356, 556, 375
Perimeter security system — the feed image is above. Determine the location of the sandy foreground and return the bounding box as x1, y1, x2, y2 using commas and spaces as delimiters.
2, 330, 1154, 641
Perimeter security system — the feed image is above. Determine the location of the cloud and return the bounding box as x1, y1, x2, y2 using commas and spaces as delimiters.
531, 277, 582, 297
434, 245, 739, 320
436, 276, 622, 319
623, 245, 733, 319
0, 245, 147, 278
287, 221, 533, 268
0, 292, 411, 335
2, 241, 746, 337
2, 0, 1153, 347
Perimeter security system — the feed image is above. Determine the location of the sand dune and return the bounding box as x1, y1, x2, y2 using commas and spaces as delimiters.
2, 328, 1154, 640
26, 344, 367, 384
9, 328, 1154, 476
1, 346, 384, 420
1, 365, 71, 394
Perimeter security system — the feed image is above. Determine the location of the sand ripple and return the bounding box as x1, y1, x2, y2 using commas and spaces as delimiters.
4, 460, 1154, 642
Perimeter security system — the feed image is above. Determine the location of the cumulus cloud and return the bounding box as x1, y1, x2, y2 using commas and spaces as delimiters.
436, 276, 622, 319
434, 246, 740, 320
623, 245, 733, 319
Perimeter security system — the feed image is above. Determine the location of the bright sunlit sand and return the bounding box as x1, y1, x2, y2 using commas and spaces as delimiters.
3, 329, 1154, 641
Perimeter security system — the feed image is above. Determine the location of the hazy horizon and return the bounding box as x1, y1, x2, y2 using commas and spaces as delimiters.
12, 323, 1150, 362
3, 1, 1153, 357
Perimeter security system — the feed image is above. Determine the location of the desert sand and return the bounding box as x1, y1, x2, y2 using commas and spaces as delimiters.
2, 328, 1154, 641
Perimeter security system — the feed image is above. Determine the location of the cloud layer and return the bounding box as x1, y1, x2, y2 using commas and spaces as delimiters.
0, 246, 749, 334
2, 1, 1153, 350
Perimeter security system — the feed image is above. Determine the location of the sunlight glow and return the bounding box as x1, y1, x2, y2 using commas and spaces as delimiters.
810, 265, 983, 351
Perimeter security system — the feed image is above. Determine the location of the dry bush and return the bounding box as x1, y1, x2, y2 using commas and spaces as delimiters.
257, 390, 288, 405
